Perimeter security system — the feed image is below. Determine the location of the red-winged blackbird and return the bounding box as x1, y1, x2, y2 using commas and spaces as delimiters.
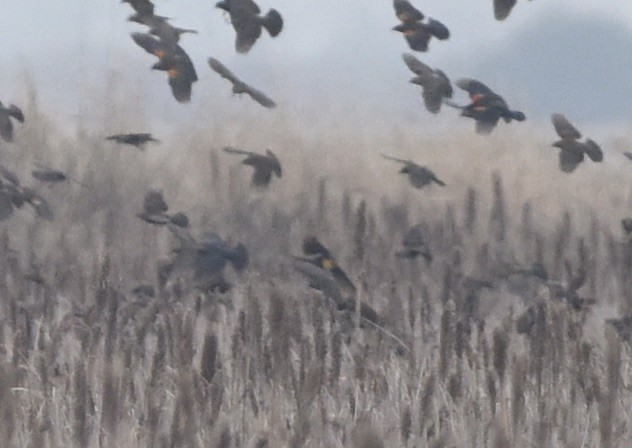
381, 154, 445, 189
222, 147, 282, 187
137, 189, 189, 227
106, 133, 160, 148
446, 78, 525, 134
551, 113, 603, 173
392, 0, 449, 52
216, 0, 283, 54
208, 58, 276, 108
402, 53, 452, 113
396, 224, 432, 261
132, 32, 198, 103
494, 0, 531, 21
0, 101, 24, 142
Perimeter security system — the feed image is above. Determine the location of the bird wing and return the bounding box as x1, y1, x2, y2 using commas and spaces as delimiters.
551, 113, 582, 140
293, 258, 346, 308
393, 0, 424, 22
251, 165, 273, 187
0, 190, 14, 221
624, 151, 632, 161
0, 112, 14, 142
381, 153, 411, 165
559, 146, 584, 173
475, 116, 500, 134
229, 0, 263, 53
223, 146, 257, 158
7, 105, 24, 123
208, 57, 240, 85
583, 139, 603, 162
265, 149, 282, 177
402, 53, 433, 79
131, 32, 168, 58
426, 18, 450, 40
244, 84, 276, 108
494, 0, 517, 21
167, 66, 194, 103
456, 78, 495, 98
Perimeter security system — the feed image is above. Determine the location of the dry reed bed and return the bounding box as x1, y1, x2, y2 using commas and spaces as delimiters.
0, 97, 631, 447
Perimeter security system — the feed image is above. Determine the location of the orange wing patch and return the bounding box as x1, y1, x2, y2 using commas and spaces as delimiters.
167, 68, 181, 79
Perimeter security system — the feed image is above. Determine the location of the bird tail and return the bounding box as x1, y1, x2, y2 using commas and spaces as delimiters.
263, 9, 283, 37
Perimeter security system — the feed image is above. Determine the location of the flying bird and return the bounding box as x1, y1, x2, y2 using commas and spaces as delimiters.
493, 0, 531, 21
0, 165, 54, 221
445, 78, 526, 134
222, 147, 282, 188
106, 133, 160, 148
137, 189, 189, 227
216, 0, 283, 54
401, 53, 452, 113
381, 154, 446, 189
208, 57, 276, 108
132, 32, 198, 103
392, 0, 449, 52
551, 114, 603, 173
624, 152, 632, 162
0, 101, 24, 142
396, 223, 432, 261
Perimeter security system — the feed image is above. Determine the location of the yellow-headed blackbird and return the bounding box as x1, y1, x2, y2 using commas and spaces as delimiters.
381, 154, 445, 189
208, 58, 276, 108
106, 133, 160, 148
302, 236, 356, 294
216, 0, 283, 54
392, 1, 449, 52
222, 147, 282, 187
0, 101, 24, 142
402, 53, 452, 113
445, 78, 525, 134
132, 32, 198, 103
551, 114, 603, 173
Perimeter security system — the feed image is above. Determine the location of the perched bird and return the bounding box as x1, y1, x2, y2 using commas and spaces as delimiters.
402, 53, 452, 113
222, 147, 282, 188
493, 0, 531, 21
392, 0, 449, 52
381, 154, 446, 189
208, 57, 276, 108
396, 223, 432, 261
105, 132, 160, 148
137, 189, 189, 227
0, 165, 54, 221
302, 236, 356, 294
551, 114, 603, 173
446, 79, 525, 134
216, 0, 283, 54
132, 32, 198, 103
0, 101, 24, 142
163, 225, 248, 293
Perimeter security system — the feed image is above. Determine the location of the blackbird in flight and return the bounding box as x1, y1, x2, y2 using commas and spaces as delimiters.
216, 0, 283, 54
222, 147, 282, 188
551, 113, 603, 173
381, 154, 446, 189
208, 57, 276, 108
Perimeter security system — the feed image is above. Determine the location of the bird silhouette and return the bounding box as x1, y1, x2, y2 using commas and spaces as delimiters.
392, 0, 449, 52
381, 154, 445, 189
106, 133, 160, 148
0, 101, 24, 142
222, 147, 282, 188
551, 113, 603, 173
208, 57, 276, 108
402, 53, 452, 113
216, 0, 283, 54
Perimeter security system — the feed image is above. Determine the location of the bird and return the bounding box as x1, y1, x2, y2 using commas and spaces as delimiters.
551, 114, 603, 173
493, 0, 531, 21
623, 151, 632, 162
446, 79, 525, 134
396, 223, 432, 261
381, 154, 446, 189
137, 189, 189, 227
392, 0, 449, 52
122, 0, 155, 18
31, 169, 67, 183
0, 165, 54, 221
302, 236, 356, 294
131, 32, 198, 103
401, 53, 452, 113
0, 101, 24, 142
105, 133, 160, 148
208, 57, 276, 108
621, 218, 632, 236
222, 147, 282, 188
216, 0, 283, 54
163, 225, 248, 293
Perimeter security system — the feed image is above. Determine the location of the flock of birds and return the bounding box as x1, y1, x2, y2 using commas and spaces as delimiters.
1, 0, 632, 341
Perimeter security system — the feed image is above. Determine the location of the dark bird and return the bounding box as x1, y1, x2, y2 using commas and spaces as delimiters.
137, 189, 189, 227
402, 53, 452, 113
216, 0, 283, 54
0, 101, 24, 142
624, 151, 632, 161
494, 0, 531, 21
551, 113, 603, 173
392, 0, 449, 52
122, 0, 155, 17
381, 154, 446, 189
208, 57, 276, 108
446, 79, 526, 134
106, 132, 160, 148
147, 19, 198, 47
164, 225, 248, 293
0, 165, 54, 221
621, 218, 632, 235
31, 169, 67, 183
302, 236, 356, 294
396, 223, 432, 261
132, 32, 198, 103
222, 146, 282, 187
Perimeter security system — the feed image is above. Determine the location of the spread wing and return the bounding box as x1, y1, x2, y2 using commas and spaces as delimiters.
265, 150, 282, 177
494, 0, 517, 21
381, 153, 411, 165
551, 113, 582, 140
0, 113, 14, 142
393, 0, 424, 22
208, 57, 240, 85
583, 139, 603, 162
402, 53, 433, 79
244, 84, 276, 108
223, 146, 257, 158
456, 78, 496, 98
131, 32, 168, 58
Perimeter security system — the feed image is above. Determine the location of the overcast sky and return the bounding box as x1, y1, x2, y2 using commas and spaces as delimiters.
1, 0, 631, 130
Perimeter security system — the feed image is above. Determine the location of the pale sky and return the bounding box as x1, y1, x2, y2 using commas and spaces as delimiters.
1, 0, 631, 129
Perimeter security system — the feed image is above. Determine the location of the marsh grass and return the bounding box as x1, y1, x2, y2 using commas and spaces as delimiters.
0, 90, 631, 447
